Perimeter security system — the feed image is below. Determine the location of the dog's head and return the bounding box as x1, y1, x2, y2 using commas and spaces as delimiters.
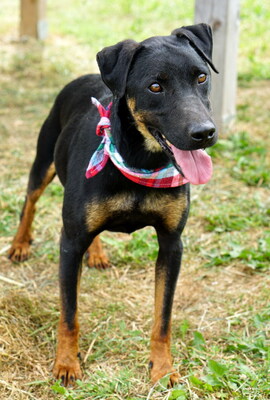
97, 24, 218, 185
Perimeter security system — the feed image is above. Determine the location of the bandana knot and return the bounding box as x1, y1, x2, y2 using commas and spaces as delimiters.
91, 97, 112, 136
85, 98, 188, 188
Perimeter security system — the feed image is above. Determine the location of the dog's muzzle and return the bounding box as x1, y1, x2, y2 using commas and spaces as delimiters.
148, 127, 183, 174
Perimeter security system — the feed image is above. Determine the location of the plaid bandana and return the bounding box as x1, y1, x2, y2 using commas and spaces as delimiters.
85, 97, 188, 188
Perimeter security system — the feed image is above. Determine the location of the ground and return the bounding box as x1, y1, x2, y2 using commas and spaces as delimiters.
0, 1, 269, 399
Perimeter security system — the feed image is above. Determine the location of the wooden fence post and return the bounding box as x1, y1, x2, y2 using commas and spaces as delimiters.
195, 0, 240, 132
20, 0, 48, 40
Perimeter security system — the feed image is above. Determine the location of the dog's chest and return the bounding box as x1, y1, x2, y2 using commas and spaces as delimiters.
85, 191, 187, 233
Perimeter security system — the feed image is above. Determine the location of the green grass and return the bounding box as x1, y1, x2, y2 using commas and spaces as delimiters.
102, 229, 158, 266
238, 0, 270, 82
50, 310, 270, 399
47, 0, 270, 83
209, 131, 270, 187
203, 232, 270, 270
204, 195, 270, 232
48, 0, 194, 51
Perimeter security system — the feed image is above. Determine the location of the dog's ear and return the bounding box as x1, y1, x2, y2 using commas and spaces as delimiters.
97, 40, 141, 97
172, 23, 218, 73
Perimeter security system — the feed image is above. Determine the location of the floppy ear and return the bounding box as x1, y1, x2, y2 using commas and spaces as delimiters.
97, 39, 141, 97
172, 23, 218, 73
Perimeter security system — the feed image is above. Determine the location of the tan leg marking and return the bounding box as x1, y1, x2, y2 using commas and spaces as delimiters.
150, 270, 180, 387
8, 164, 56, 262
86, 235, 110, 269
53, 314, 82, 387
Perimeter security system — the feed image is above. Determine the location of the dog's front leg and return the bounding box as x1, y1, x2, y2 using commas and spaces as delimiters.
150, 230, 182, 387
53, 230, 84, 386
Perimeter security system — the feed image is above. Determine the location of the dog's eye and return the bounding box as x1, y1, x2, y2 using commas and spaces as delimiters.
149, 83, 162, 93
198, 73, 207, 84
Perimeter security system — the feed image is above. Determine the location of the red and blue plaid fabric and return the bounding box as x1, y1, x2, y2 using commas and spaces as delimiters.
85, 97, 188, 188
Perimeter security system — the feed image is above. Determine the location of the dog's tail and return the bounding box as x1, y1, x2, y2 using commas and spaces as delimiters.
26, 101, 62, 193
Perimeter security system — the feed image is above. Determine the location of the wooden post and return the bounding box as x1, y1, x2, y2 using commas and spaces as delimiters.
195, 0, 240, 132
20, 0, 48, 40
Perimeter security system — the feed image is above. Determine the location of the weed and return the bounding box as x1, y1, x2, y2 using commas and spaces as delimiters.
188, 317, 270, 399
204, 195, 270, 233
51, 369, 134, 399
203, 231, 270, 270
102, 228, 158, 265
209, 131, 270, 187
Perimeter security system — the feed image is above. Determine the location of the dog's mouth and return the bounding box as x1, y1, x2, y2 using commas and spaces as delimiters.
148, 128, 213, 185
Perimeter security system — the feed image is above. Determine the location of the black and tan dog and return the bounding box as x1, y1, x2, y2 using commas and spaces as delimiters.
9, 24, 218, 386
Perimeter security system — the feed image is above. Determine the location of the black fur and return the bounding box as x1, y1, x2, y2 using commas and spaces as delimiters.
10, 24, 218, 386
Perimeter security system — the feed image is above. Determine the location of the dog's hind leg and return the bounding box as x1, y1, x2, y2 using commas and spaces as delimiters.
149, 230, 182, 387
8, 163, 56, 262
86, 236, 110, 270
8, 110, 60, 262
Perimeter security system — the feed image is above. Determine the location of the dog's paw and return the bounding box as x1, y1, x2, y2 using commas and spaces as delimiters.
86, 251, 110, 270
53, 357, 82, 387
149, 361, 181, 387
8, 241, 31, 262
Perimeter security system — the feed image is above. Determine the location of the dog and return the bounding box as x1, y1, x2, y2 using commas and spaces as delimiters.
8, 23, 218, 387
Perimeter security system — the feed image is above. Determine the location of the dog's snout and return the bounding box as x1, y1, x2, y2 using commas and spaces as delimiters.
190, 122, 216, 143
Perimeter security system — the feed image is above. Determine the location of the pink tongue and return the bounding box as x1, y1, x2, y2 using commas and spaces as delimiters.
171, 146, 213, 185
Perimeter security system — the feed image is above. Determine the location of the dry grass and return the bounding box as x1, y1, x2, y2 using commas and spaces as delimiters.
1, 10, 270, 400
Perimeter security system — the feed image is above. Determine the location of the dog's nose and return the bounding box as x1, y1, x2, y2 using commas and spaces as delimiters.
190, 122, 216, 143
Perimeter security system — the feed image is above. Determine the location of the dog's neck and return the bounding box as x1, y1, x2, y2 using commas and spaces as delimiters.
110, 97, 170, 170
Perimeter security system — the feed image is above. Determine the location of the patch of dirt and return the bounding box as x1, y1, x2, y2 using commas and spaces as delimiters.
1, 35, 269, 399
